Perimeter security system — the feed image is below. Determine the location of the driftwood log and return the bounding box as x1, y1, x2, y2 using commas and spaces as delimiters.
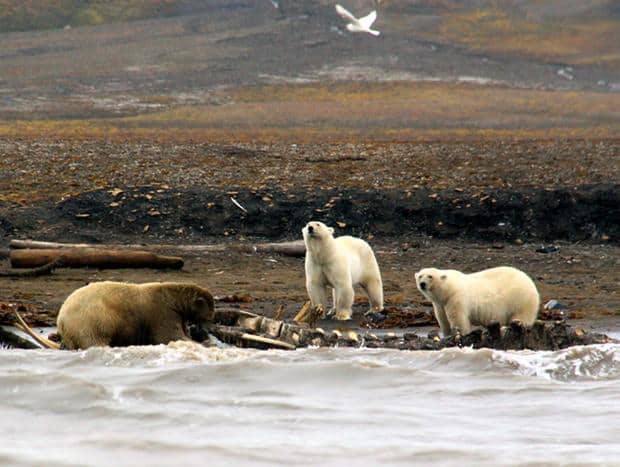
0, 256, 65, 277
10, 248, 183, 270
10, 239, 307, 257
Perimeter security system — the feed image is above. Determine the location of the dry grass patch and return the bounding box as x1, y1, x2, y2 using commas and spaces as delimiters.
119, 81, 620, 133
0, 81, 618, 142
429, 8, 620, 68
0, 0, 189, 32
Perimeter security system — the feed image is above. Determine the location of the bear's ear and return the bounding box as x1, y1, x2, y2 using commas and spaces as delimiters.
440, 274, 447, 280
328, 227, 334, 235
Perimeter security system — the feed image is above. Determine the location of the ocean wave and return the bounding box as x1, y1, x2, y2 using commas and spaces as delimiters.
4, 340, 620, 383
2, 343, 620, 466
490, 344, 620, 381
69, 340, 264, 367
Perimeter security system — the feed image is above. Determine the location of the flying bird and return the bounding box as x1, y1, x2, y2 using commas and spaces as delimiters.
335, 4, 380, 36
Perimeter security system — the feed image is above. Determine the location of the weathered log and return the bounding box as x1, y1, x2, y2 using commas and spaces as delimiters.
0, 256, 65, 277
11, 240, 98, 250
10, 248, 184, 270
10, 239, 307, 257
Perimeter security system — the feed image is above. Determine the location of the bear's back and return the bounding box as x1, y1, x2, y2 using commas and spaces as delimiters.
334, 235, 373, 255
57, 281, 146, 335
468, 266, 532, 284
59, 281, 139, 315
57, 281, 168, 349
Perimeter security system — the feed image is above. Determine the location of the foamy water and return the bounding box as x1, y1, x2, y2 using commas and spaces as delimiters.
2, 343, 620, 466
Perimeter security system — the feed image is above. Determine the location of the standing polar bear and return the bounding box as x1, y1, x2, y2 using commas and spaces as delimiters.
302, 221, 383, 320
415, 266, 539, 336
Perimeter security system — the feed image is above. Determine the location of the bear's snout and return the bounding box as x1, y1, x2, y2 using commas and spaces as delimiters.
419, 281, 427, 291
307, 225, 314, 233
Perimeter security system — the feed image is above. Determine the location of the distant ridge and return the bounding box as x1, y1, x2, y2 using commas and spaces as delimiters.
0, 0, 212, 33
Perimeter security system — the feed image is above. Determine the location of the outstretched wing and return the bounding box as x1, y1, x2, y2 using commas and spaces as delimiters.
358, 10, 377, 29
335, 4, 359, 24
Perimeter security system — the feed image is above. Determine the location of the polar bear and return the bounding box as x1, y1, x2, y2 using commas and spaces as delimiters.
415, 266, 539, 336
57, 281, 215, 349
302, 221, 383, 320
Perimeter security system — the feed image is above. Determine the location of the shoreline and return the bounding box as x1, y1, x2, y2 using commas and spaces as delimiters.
1, 138, 618, 338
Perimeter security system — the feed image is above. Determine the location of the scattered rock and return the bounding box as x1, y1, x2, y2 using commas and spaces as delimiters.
365, 312, 387, 324
544, 299, 568, 310
362, 307, 436, 329
536, 245, 559, 254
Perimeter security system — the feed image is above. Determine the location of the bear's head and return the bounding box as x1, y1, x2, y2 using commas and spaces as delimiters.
415, 268, 448, 301
184, 285, 216, 325
302, 221, 334, 244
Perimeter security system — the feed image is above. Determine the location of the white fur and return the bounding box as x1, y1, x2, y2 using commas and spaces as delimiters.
415, 266, 540, 336
302, 221, 383, 320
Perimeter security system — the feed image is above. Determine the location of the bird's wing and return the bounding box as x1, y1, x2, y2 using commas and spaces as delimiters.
358, 10, 377, 29
335, 4, 359, 24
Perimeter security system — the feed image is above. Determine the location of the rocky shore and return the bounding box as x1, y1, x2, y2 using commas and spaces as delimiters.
1, 139, 618, 244
0, 138, 618, 346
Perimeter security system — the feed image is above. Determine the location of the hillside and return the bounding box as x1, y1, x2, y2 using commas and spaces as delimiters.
0, 1, 211, 32
2, 0, 618, 70
0, 0, 618, 137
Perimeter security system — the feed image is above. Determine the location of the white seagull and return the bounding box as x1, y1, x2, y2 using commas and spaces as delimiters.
335, 4, 380, 36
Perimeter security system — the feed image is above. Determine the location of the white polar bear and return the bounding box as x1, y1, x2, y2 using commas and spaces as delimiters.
415, 266, 540, 336
302, 221, 383, 320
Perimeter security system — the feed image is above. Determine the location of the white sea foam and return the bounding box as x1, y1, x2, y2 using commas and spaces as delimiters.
491, 344, 620, 381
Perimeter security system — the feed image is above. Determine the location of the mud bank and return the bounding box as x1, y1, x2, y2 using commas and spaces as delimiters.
1, 183, 618, 244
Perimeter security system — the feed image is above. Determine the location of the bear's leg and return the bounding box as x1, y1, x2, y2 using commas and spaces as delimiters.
362, 278, 384, 314
328, 288, 337, 317
333, 283, 354, 320
307, 281, 329, 311
511, 298, 539, 326
445, 301, 472, 335
152, 323, 191, 345
69, 334, 110, 350
80, 327, 113, 348
433, 303, 452, 336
